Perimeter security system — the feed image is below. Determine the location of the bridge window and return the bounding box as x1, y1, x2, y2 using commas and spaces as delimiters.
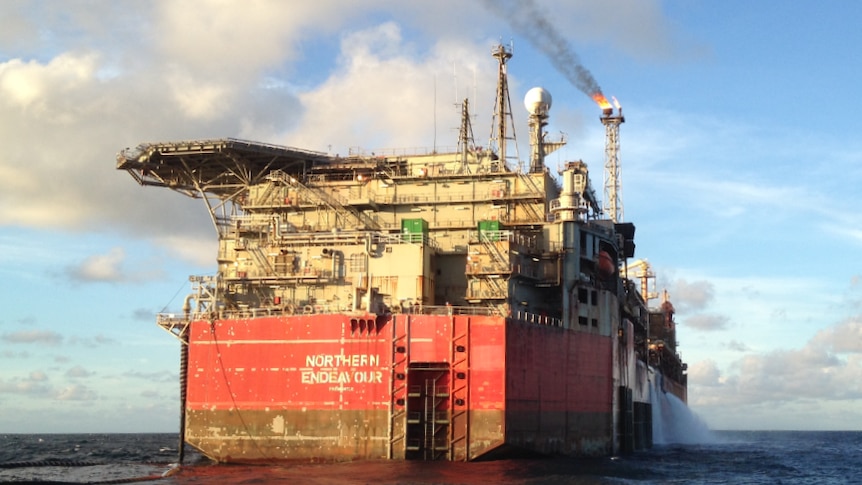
578, 288, 588, 304
349, 253, 366, 272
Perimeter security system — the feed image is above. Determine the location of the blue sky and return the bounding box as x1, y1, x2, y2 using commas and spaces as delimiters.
1, 0, 861, 433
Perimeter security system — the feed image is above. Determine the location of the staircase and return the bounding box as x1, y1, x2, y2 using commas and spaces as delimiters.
267, 170, 380, 230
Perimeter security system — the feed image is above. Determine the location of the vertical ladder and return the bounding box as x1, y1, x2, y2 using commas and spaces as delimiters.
388, 315, 409, 459
422, 374, 450, 461
449, 315, 470, 461
423, 378, 436, 460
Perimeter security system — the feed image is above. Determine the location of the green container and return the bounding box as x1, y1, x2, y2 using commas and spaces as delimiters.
478, 220, 501, 241
401, 218, 429, 234
477, 220, 500, 232
401, 218, 428, 243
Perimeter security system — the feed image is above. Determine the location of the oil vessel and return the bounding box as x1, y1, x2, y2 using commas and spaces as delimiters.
117, 44, 686, 462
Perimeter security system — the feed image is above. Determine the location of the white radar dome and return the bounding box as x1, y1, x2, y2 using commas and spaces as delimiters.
524, 87, 552, 115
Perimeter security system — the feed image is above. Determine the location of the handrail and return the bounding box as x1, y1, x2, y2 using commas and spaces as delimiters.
157, 307, 563, 333
156, 303, 503, 324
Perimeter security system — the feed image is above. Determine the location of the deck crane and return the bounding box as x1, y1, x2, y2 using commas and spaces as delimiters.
624, 259, 657, 305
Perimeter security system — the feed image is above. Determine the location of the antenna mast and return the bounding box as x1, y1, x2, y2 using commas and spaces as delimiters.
457, 98, 476, 174
488, 43, 519, 172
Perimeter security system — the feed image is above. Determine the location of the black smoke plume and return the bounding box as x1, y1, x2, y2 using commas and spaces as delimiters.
482, 0, 605, 100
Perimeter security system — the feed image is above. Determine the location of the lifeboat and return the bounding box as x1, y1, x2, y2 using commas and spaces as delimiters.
597, 250, 615, 278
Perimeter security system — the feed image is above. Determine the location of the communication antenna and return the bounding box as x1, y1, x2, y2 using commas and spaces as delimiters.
457, 99, 476, 174
487, 42, 520, 172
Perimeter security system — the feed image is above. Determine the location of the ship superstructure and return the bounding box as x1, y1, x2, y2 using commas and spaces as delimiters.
117, 45, 686, 462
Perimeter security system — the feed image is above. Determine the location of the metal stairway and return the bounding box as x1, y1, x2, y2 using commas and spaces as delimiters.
265, 170, 380, 230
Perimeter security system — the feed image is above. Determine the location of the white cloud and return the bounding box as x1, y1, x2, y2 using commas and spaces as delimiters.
123, 370, 176, 383
165, 71, 231, 121
0, 350, 31, 359
670, 278, 715, 312
688, 359, 721, 387
724, 339, 751, 352
811, 317, 862, 354
55, 383, 98, 401
61, 245, 170, 283
0, 371, 52, 397
151, 234, 218, 268
667, 272, 842, 351
0, 53, 99, 111
684, 313, 730, 331
1, 330, 63, 345
65, 365, 94, 378
152, 0, 357, 77
29, 371, 48, 382
288, 23, 493, 155
689, 315, 862, 429
66, 247, 126, 282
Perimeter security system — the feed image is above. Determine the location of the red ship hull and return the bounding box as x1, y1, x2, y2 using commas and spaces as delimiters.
183, 313, 621, 462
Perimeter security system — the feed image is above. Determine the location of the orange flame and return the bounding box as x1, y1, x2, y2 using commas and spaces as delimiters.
591, 92, 612, 110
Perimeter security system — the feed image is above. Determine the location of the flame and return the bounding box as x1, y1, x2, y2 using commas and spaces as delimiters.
612, 96, 621, 110
591, 92, 612, 110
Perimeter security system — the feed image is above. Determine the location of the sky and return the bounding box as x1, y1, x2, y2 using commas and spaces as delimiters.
1, 0, 861, 433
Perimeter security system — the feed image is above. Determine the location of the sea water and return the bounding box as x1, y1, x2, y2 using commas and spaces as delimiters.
2, 430, 861, 484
